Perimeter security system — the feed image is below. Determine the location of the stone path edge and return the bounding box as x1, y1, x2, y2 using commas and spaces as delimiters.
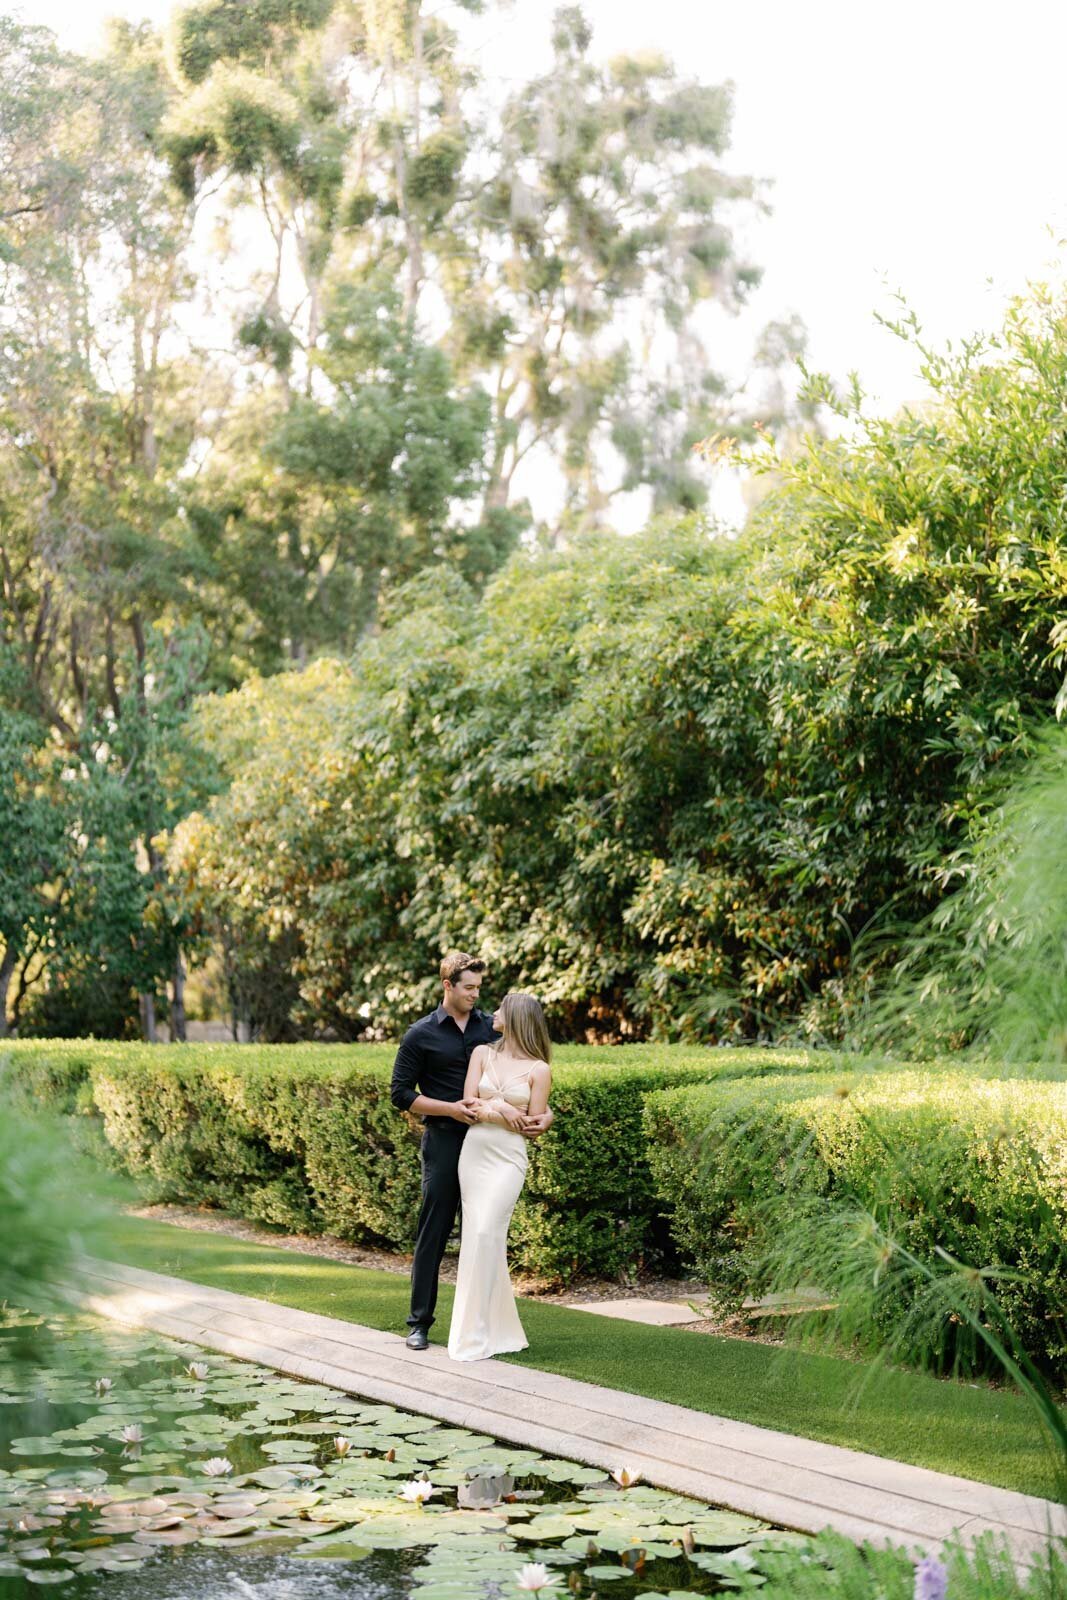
69, 1257, 1064, 1569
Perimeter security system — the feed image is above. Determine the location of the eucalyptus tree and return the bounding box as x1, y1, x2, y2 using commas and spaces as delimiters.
163, 0, 504, 650
0, 17, 217, 1035
164, 0, 770, 595
162, 0, 487, 369
445, 5, 763, 526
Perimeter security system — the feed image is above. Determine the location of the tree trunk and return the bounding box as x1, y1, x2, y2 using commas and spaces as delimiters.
139, 989, 158, 1043
171, 948, 187, 1043
10, 937, 42, 1036
0, 944, 17, 1038
386, 42, 422, 318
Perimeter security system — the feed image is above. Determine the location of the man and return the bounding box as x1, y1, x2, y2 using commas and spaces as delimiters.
390, 951, 553, 1350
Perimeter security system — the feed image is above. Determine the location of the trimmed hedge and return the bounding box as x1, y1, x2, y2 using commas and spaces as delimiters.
645, 1069, 1067, 1377
1, 1039, 820, 1282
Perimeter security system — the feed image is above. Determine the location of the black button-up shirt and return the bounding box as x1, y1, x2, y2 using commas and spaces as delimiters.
390, 1005, 501, 1116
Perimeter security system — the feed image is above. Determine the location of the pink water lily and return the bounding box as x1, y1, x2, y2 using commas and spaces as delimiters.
118, 1424, 144, 1445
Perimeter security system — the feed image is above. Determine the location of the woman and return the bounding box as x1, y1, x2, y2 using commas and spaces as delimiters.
447, 991, 552, 1362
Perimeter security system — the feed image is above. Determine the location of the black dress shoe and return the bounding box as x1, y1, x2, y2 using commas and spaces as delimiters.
405, 1327, 430, 1351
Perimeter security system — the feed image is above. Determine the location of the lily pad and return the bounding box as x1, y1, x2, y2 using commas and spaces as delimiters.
245, 1466, 302, 1489
512, 1513, 578, 1539
292, 1540, 374, 1560
260, 1440, 318, 1461
535, 1460, 607, 1484
690, 1512, 768, 1547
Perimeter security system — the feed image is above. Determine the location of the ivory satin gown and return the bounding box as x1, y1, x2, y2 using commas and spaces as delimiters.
447, 1057, 532, 1362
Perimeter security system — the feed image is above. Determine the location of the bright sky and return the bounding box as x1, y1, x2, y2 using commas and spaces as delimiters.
20, 0, 1067, 517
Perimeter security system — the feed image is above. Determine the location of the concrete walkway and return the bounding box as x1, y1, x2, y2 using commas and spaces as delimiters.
563, 1297, 706, 1327
73, 1258, 1063, 1567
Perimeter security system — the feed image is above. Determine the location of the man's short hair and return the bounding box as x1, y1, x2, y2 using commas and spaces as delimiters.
440, 950, 485, 986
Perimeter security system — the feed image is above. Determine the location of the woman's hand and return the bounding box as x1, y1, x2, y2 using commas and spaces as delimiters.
489, 1098, 527, 1131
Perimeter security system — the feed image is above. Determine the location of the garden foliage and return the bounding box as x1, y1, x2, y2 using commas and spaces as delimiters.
756, 1530, 1066, 1600
847, 724, 1067, 1066
169, 287, 1067, 1044
0, 1084, 120, 1309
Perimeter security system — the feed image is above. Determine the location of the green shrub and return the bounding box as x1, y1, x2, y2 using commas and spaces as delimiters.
644, 1069, 844, 1296
645, 1068, 1067, 1376
1, 1039, 819, 1282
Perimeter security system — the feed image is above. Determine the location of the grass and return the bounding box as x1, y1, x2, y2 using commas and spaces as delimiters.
102, 1215, 1061, 1502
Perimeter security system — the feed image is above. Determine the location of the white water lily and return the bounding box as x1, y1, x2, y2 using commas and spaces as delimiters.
333, 1436, 352, 1457
610, 1466, 642, 1488
94, 1377, 112, 1397
185, 1361, 210, 1382
398, 1478, 436, 1505
118, 1424, 144, 1445
515, 1564, 560, 1592
200, 1457, 234, 1477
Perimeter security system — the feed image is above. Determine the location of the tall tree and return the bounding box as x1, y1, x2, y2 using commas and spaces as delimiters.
0, 18, 215, 1035
165, 0, 772, 594
164, 0, 506, 650
189, 275, 495, 661
0, 684, 64, 1036
445, 6, 762, 526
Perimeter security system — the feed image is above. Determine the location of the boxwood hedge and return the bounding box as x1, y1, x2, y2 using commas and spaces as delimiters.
644, 1068, 1067, 1376
0, 1039, 817, 1282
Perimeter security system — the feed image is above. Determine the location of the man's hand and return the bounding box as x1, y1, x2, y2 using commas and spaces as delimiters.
520, 1111, 553, 1141
449, 1100, 479, 1126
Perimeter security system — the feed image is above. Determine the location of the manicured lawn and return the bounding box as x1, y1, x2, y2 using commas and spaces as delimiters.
102, 1216, 1060, 1501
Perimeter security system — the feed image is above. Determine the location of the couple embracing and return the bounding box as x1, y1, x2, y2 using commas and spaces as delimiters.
390, 951, 554, 1362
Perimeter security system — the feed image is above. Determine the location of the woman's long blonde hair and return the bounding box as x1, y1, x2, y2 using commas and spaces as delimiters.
494, 991, 552, 1064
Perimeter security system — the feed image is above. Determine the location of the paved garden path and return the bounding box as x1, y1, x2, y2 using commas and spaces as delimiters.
75, 1257, 1062, 1568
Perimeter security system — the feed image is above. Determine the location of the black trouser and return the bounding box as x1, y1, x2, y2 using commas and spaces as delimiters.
407, 1119, 467, 1330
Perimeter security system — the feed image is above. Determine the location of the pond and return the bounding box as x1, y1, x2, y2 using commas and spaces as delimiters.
0, 1307, 812, 1597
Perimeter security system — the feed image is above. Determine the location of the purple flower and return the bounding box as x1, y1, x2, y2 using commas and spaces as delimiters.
914, 1555, 948, 1600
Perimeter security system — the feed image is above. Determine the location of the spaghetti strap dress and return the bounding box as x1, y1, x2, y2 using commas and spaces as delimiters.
447, 1056, 533, 1361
